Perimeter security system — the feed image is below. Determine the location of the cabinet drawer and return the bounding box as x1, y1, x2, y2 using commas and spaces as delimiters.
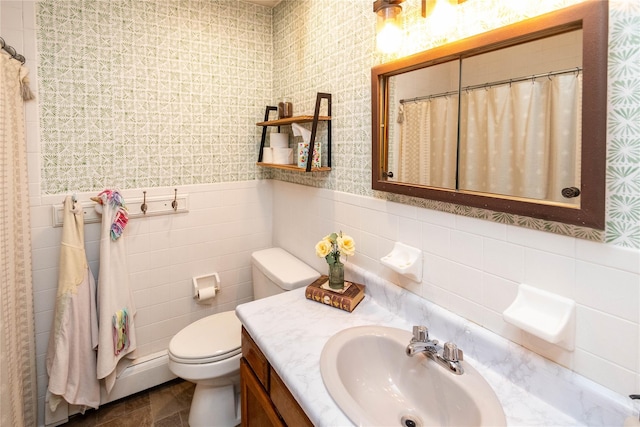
270, 367, 313, 427
242, 327, 270, 389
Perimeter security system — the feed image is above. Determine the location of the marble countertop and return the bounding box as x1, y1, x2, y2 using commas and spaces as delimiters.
236, 268, 631, 426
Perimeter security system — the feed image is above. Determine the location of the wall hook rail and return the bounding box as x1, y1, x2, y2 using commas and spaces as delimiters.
52, 190, 190, 227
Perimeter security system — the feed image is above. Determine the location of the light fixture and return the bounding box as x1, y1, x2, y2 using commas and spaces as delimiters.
374, 0, 467, 53
373, 0, 405, 54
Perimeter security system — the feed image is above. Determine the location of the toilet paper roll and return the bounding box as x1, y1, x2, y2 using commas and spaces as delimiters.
262, 147, 273, 163
270, 133, 289, 148
272, 148, 293, 164
195, 286, 216, 302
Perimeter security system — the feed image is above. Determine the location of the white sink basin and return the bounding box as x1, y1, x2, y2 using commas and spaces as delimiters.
320, 325, 506, 427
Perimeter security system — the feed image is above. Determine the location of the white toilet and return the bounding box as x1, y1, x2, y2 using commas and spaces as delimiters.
168, 248, 320, 427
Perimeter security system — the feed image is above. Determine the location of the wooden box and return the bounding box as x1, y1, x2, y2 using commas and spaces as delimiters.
305, 275, 365, 313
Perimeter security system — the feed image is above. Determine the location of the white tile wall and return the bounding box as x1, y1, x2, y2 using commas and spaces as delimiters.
30, 182, 272, 424
272, 180, 640, 400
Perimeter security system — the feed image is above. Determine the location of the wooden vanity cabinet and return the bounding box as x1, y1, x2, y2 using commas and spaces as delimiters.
241, 327, 313, 427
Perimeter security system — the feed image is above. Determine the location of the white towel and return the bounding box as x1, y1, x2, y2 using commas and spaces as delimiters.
46, 196, 100, 411
95, 190, 138, 393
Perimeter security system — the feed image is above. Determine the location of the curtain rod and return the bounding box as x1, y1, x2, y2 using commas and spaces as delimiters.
400, 67, 582, 104
0, 36, 26, 64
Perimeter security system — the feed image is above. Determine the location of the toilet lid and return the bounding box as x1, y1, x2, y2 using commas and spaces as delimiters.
169, 311, 242, 364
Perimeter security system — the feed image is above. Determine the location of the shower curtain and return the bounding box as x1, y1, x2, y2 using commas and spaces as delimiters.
0, 51, 37, 425
459, 73, 582, 203
397, 95, 458, 189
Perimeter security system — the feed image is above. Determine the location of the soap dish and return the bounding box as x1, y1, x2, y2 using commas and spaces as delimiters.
380, 242, 422, 282
503, 284, 575, 350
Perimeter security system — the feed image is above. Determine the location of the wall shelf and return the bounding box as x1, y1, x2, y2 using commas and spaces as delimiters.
256, 162, 331, 172
257, 92, 332, 172
256, 115, 330, 127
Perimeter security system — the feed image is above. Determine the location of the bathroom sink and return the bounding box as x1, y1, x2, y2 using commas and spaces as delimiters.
320, 325, 506, 427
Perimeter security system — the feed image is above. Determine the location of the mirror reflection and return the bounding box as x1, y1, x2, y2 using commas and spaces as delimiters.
386, 31, 582, 206
388, 61, 459, 190
372, 1, 607, 229
459, 31, 582, 205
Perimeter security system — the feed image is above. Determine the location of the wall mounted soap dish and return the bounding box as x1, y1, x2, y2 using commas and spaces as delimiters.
503, 284, 575, 350
380, 242, 423, 282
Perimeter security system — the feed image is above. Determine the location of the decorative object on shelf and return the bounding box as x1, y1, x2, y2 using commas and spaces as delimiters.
305, 276, 365, 312
315, 231, 355, 290
278, 101, 293, 119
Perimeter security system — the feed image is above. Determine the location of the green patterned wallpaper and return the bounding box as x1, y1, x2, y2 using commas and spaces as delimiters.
36, 0, 640, 248
271, 0, 639, 249
36, 0, 273, 192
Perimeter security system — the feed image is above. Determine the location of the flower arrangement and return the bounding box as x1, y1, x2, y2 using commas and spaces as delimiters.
315, 231, 355, 265
315, 231, 355, 289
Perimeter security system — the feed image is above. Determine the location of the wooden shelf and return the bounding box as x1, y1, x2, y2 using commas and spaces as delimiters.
256, 115, 331, 127
256, 162, 331, 172
257, 93, 332, 172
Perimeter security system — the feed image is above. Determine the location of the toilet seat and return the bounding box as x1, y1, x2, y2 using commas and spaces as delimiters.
169, 311, 241, 365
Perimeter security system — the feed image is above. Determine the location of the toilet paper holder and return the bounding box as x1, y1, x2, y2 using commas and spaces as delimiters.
192, 273, 221, 300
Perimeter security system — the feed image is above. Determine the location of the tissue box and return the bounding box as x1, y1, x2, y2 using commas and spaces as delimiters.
297, 142, 321, 168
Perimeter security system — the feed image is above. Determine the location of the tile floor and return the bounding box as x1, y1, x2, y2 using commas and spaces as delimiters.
62, 378, 195, 427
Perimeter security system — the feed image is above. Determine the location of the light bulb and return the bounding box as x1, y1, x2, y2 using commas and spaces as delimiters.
377, 21, 403, 54
430, 0, 456, 36
376, 4, 403, 54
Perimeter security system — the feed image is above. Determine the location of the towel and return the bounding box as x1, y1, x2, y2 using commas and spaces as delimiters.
46, 196, 100, 411
95, 190, 137, 393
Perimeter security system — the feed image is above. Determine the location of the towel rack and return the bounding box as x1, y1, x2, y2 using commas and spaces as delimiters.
52, 192, 189, 227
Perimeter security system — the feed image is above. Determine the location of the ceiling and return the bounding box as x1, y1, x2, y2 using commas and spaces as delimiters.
243, 0, 282, 7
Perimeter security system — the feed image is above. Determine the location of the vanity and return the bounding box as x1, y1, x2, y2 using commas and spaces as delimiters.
237, 263, 632, 426
240, 327, 313, 426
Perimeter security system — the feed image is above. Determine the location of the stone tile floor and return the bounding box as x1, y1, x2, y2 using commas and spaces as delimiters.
63, 378, 195, 427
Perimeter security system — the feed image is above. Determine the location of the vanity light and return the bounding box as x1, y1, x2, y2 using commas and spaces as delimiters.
373, 0, 405, 54
374, 0, 467, 53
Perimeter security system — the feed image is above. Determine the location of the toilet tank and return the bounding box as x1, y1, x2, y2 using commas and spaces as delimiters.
251, 248, 320, 300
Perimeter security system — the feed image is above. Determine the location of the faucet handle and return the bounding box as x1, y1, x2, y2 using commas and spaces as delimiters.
412, 325, 429, 342
443, 342, 463, 362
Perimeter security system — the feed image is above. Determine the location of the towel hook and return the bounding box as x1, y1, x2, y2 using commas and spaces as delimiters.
171, 188, 178, 211
141, 191, 148, 215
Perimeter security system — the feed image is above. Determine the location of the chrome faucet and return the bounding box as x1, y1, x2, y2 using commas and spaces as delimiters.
406, 325, 464, 375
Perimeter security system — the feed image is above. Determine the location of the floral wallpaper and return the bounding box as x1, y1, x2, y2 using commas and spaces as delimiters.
36, 0, 640, 248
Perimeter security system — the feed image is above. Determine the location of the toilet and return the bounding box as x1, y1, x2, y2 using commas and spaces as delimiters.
168, 248, 320, 427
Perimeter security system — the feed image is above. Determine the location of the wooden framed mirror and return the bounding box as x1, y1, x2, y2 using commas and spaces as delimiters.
372, 1, 608, 229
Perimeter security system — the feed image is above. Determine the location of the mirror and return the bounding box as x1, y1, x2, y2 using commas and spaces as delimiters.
372, 1, 607, 229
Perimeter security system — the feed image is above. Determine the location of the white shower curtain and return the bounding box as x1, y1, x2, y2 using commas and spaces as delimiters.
0, 51, 37, 426
397, 95, 458, 188
459, 73, 582, 203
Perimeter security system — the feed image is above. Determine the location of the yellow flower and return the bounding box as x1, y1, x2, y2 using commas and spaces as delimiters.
337, 234, 355, 256
315, 238, 333, 258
